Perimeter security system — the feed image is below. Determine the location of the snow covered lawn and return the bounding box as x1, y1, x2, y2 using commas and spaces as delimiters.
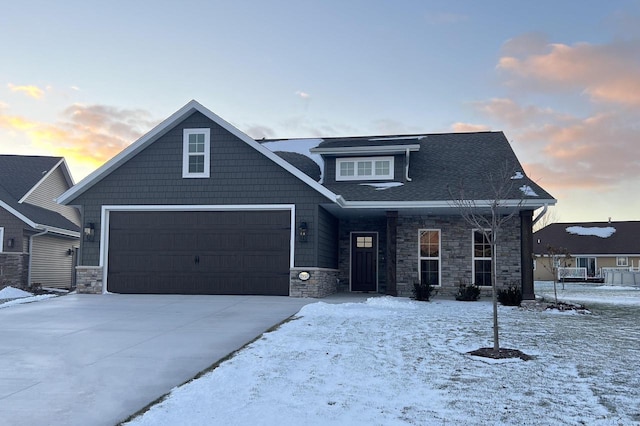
126, 283, 640, 425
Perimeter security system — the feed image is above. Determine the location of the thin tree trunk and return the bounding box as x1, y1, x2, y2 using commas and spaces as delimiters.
492, 242, 499, 352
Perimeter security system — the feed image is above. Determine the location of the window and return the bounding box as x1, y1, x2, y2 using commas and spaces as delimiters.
183, 128, 210, 178
419, 230, 440, 286
356, 236, 373, 248
576, 257, 596, 277
336, 156, 394, 181
616, 257, 628, 267
473, 230, 492, 286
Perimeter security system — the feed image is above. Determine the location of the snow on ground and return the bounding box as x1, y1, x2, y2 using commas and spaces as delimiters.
127, 283, 640, 426
0, 286, 57, 308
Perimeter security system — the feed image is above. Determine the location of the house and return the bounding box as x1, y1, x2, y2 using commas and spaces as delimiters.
0, 155, 81, 290
533, 221, 640, 282
57, 100, 555, 298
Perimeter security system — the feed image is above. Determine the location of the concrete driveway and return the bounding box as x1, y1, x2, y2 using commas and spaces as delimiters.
0, 294, 315, 426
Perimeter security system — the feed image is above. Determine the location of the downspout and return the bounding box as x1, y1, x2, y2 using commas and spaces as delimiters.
532, 204, 548, 227
28, 228, 49, 288
405, 148, 412, 182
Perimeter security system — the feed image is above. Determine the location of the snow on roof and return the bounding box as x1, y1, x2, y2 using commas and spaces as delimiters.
261, 139, 325, 182
359, 182, 405, 191
566, 226, 616, 238
519, 185, 538, 196
511, 171, 524, 179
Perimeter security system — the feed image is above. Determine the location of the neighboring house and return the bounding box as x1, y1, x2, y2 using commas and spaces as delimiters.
533, 221, 640, 281
0, 155, 81, 289
57, 100, 555, 298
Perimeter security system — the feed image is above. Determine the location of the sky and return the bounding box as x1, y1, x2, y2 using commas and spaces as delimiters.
1, 0, 640, 222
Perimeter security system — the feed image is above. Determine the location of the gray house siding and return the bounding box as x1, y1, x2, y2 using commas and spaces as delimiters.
24, 167, 81, 226
0, 207, 28, 254
317, 206, 338, 269
71, 112, 332, 268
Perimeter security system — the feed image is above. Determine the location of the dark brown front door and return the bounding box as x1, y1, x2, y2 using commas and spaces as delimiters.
351, 233, 377, 292
107, 210, 291, 295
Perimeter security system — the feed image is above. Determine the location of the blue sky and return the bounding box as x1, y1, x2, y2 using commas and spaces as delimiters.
2, 0, 640, 222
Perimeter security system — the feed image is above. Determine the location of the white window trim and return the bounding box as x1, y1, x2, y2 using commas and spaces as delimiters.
472, 229, 492, 287
418, 229, 441, 286
0, 227, 4, 252
336, 156, 394, 181
616, 256, 628, 267
182, 128, 211, 178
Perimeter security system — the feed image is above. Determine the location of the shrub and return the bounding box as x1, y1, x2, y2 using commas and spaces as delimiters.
455, 282, 481, 301
497, 284, 522, 306
412, 281, 435, 301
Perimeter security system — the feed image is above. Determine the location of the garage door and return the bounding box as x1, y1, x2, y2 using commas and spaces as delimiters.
107, 210, 291, 295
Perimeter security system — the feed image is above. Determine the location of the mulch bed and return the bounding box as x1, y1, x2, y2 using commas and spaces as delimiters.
467, 347, 534, 361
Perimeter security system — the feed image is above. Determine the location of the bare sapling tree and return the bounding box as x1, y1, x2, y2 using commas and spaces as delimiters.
537, 245, 571, 305
532, 206, 559, 233
449, 161, 526, 354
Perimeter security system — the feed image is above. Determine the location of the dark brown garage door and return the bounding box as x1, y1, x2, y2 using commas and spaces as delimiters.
107, 210, 291, 295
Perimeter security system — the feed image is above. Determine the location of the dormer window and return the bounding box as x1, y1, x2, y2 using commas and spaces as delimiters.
336, 156, 394, 181
183, 128, 210, 178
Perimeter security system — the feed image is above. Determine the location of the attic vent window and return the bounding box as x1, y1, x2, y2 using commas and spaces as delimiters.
336, 156, 394, 181
183, 128, 210, 178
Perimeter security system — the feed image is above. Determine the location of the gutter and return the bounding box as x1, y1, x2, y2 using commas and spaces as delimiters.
405, 148, 412, 182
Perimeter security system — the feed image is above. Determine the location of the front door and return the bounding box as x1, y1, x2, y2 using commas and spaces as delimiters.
351, 233, 377, 292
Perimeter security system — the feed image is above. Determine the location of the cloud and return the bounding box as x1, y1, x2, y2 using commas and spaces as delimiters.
451, 122, 491, 132
295, 91, 310, 99
497, 36, 640, 106
0, 103, 158, 177
8, 83, 45, 99
244, 124, 276, 139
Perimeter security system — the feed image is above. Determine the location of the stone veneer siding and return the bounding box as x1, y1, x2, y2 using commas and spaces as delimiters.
396, 215, 522, 297
290, 268, 339, 298
75, 266, 103, 294
0, 253, 28, 287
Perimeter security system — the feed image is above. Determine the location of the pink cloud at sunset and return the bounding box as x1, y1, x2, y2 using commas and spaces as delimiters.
498, 36, 640, 106
0, 103, 157, 179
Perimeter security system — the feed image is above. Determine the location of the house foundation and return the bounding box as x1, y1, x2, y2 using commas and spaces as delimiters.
290, 268, 339, 298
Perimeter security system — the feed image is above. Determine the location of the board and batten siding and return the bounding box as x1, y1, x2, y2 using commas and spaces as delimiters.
23, 166, 81, 226
31, 234, 76, 289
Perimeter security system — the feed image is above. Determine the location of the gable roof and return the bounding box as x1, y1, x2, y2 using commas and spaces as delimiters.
58, 100, 338, 206
266, 131, 555, 209
533, 221, 640, 255
0, 155, 79, 234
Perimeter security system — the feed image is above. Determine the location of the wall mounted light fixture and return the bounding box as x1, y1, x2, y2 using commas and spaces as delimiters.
83, 223, 95, 241
6, 238, 14, 249
298, 222, 308, 242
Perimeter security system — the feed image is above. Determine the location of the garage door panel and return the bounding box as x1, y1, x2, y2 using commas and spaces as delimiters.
107, 210, 291, 295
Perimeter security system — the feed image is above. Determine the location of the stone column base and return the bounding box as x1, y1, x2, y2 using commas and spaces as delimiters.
290, 268, 339, 298
75, 266, 103, 294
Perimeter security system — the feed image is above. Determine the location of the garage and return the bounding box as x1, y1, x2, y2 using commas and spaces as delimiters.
106, 210, 292, 295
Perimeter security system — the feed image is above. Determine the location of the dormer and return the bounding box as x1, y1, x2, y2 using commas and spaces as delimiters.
310, 136, 423, 184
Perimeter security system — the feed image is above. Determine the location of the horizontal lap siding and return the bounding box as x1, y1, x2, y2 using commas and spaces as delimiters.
31, 235, 76, 289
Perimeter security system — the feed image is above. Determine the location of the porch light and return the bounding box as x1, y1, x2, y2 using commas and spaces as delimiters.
84, 223, 95, 242
298, 222, 308, 242
6, 238, 14, 249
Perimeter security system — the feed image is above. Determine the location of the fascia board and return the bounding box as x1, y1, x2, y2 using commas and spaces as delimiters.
0, 199, 38, 228
310, 144, 421, 155
58, 100, 339, 205
19, 158, 67, 203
